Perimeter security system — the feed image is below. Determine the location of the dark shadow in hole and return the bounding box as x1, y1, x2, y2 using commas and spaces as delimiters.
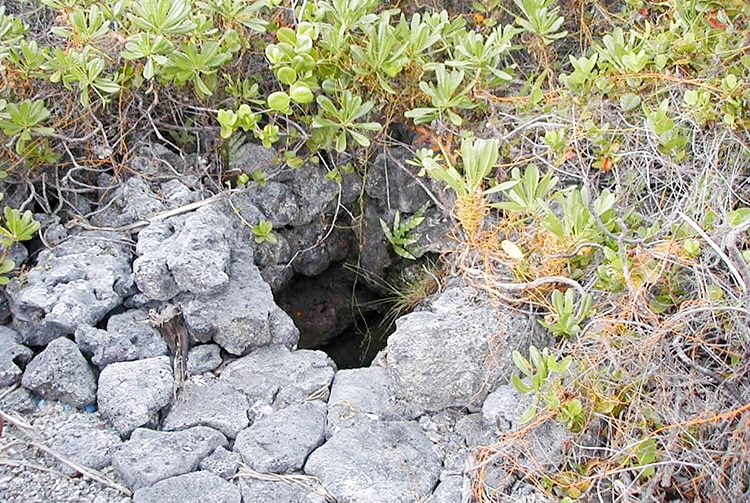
274, 256, 443, 369
319, 312, 394, 369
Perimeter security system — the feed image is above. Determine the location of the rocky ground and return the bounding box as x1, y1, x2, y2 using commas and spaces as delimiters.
0, 142, 563, 503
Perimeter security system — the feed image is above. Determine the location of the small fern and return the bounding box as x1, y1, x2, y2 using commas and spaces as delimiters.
379, 205, 427, 260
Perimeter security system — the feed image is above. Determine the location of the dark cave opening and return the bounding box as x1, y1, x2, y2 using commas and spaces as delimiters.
274, 261, 392, 369
273, 257, 442, 369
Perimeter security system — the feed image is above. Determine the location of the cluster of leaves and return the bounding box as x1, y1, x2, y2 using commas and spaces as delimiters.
403, 1, 750, 500
219, 0, 521, 160
511, 345, 584, 430
1, 0, 745, 164
0, 0, 563, 268
447, 126, 750, 499
0, 181, 40, 284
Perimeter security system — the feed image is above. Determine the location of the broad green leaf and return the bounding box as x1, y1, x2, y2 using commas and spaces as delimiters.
276, 27, 296, 45
316, 95, 338, 116
557, 355, 572, 373
335, 132, 347, 153
683, 238, 700, 257
683, 89, 698, 106
217, 109, 237, 139
289, 83, 314, 104
484, 179, 520, 195
193, 74, 212, 97
312, 116, 339, 129
512, 350, 532, 376
265, 45, 285, 64
404, 107, 438, 125
267, 91, 291, 114
648, 295, 672, 314
0, 259, 15, 274
529, 346, 543, 372
348, 129, 370, 147
94, 79, 121, 95
446, 109, 463, 126
277, 66, 297, 85
356, 121, 382, 132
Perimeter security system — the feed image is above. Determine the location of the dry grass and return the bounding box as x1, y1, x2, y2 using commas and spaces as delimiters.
451, 87, 750, 500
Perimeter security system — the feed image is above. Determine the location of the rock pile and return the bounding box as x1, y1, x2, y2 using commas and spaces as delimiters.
0, 144, 565, 502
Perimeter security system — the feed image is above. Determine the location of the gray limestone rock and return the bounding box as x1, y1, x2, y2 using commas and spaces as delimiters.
133, 206, 232, 300
220, 346, 335, 412
482, 385, 571, 474
133, 471, 241, 503
161, 180, 201, 206
179, 251, 299, 355
367, 148, 433, 214
386, 285, 547, 411
341, 170, 364, 206
254, 233, 292, 268
449, 413, 513, 495
234, 401, 326, 473
502, 486, 556, 503
286, 162, 339, 227
236, 162, 338, 229
0, 325, 32, 386
126, 142, 202, 180
0, 290, 10, 326
7, 232, 134, 345
21, 337, 96, 408
456, 413, 497, 451
37, 214, 69, 247
75, 326, 114, 363
47, 412, 122, 476
429, 475, 465, 503
358, 152, 454, 264
162, 378, 249, 439
245, 182, 299, 227
97, 356, 174, 436
411, 205, 454, 256
326, 367, 415, 435
431, 412, 496, 476
229, 142, 277, 175
304, 420, 441, 503
283, 222, 350, 277
186, 344, 222, 375
199, 446, 241, 479
0, 387, 37, 413
75, 309, 168, 367
91, 177, 165, 228
132, 221, 181, 301
1, 242, 28, 269
355, 209, 393, 277
259, 264, 294, 293
217, 191, 265, 231
239, 478, 328, 503
166, 208, 231, 296
112, 426, 227, 490
483, 385, 530, 433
